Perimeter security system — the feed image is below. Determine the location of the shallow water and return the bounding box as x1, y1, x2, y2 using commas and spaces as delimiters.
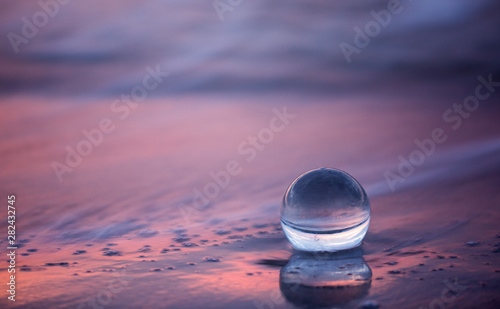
1, 1, 500, 308
1, 95, 500, 308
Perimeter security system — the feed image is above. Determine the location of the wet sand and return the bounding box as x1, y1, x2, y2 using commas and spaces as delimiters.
1, 95, 499, 308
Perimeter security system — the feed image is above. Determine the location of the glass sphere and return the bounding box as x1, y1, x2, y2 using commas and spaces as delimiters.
281, 168, 370, 252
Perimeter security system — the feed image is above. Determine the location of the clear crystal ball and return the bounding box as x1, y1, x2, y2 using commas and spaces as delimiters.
281, 168, 370, 252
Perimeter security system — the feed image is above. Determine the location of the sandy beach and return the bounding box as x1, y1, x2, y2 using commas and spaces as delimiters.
1, 95, 500, 308
1, 1, 500, 308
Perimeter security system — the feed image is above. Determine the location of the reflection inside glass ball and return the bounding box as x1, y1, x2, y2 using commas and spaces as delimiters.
281, 168, 371, 252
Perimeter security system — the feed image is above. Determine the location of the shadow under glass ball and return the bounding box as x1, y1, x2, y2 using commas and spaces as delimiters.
281, 168, 370, 252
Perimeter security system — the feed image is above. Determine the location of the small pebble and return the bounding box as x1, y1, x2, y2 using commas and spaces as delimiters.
103, 250, 120, 256
214, 230, 231, 236
173, 236, 191, 243
182, 243, 199, 247
233, 227, 248, 232
204, 257, 221, 262
45, 262, 69, 266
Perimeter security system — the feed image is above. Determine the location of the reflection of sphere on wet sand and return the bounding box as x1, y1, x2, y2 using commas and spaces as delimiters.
279, 250, 372, 308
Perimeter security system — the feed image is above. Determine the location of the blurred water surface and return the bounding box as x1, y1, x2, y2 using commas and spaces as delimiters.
1, 0, 499, 97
